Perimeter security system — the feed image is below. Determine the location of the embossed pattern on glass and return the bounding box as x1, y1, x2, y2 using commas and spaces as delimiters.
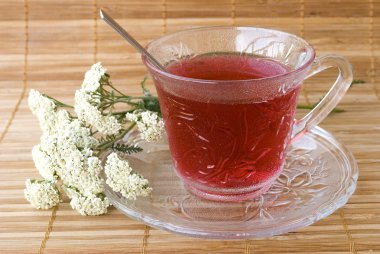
102, 127, 357, 239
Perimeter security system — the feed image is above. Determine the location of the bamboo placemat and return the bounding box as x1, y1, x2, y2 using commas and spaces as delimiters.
1, 0, 379, 253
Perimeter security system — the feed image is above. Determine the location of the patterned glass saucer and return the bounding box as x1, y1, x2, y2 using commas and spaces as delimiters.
102, 126, 358, 239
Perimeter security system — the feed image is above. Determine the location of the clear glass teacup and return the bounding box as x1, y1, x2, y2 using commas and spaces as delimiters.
142, 27, 352, 201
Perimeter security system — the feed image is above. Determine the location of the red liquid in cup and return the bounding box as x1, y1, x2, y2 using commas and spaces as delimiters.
156, 54, 300, 190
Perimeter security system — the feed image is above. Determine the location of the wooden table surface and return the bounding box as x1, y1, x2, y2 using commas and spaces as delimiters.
1, 0, 379, 253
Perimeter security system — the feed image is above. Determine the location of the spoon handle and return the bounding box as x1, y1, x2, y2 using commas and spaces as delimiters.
99, 9, 166, 72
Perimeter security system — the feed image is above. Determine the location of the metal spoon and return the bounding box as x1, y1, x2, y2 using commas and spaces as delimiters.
99, 9, 166, 72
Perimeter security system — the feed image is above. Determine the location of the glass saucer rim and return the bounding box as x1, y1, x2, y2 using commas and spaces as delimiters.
104, 126, 358, 239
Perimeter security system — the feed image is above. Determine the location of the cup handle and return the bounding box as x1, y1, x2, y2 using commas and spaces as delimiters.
291, 54, 353, 141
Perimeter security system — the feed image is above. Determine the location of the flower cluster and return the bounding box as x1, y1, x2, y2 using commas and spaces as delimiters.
29, 106, 107, 215
65, 187, 110, 216
82, 62, 107, 92
75, 63, 121, 135
126, 111, 164, 142
24, 179, 60, 209
28, 89, 57, 133
105, 153, 152, 200
25, 63, 161, 215
75, 89, 121, 135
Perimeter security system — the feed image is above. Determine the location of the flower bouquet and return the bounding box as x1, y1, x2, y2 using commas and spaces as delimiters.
25, 63, 163, 215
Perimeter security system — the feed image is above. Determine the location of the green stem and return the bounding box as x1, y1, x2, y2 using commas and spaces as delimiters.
350, 79, 365, 88
110, 95, 152, 100
44, 95, 73, 108
330, 107, 346, 113
140, 75, 150, 95
98, 99, 140, 109
105, 83, 127, 97
99, 95, 153, 106
296, 104, 314, 110
108, 109, 136, 115
96, 122, 136, 151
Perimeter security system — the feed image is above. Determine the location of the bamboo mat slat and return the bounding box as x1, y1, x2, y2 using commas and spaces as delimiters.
0, 0, 380, 253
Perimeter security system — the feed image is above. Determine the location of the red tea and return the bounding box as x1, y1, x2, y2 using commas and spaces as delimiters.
156, 54, 300, 189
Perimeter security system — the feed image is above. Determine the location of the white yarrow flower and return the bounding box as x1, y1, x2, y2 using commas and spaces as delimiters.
24, 179, 60, 209
56, 111, 98, 149
74, 89, 101, 122
57, 147, 105, 196
33, 109, 99, 184
32, 145, 58, 181
75, 62, 121, 135
74, 89, 121, 135
28, 89, 56, 115
82, 62, 107, 92
65, 187, 110, 216
125, 112, 138, 122
96, 114, 122, 135
126, 111, 164, 142
105, 153, 152, 200
32, 109, 104, 197
40, 133, 58, 153
28, 89, 57, 134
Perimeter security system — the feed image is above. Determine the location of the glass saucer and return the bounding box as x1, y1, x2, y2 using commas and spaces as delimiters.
102, 126, 358, 239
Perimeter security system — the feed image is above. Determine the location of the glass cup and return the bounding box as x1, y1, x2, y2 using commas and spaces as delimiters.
142, 27, 352, 201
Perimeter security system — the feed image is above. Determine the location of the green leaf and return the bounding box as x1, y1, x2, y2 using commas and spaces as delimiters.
98, 134, 117, 144
350, 79, 365, 88
111, 143, 143, 154
143, 96, 161, 115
